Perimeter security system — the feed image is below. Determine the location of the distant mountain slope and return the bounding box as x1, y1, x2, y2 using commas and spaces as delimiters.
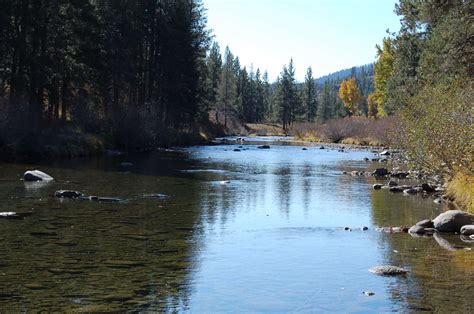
314, 63, 374, 85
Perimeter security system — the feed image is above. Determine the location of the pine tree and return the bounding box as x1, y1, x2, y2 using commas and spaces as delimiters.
302, 67, 317, 122
217, 46, 236, 127
274, 58, 300, 131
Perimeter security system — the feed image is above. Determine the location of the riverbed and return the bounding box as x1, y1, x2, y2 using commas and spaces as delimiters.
0, 138, 472, 312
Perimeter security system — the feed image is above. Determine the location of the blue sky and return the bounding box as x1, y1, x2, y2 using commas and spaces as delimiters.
204, 0, 401, 81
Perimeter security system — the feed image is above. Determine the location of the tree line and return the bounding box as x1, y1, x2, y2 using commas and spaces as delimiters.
0, 0, 211, 150
207, 43, 375, 131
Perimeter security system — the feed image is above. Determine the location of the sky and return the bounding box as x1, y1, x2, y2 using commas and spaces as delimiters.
204, 0, 401, 81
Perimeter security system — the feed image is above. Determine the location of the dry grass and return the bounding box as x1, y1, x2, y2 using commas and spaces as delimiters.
447, 173, 474, 213
290, 116, 398, 146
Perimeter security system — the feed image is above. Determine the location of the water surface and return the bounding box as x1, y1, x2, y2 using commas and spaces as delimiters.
0, 139, 472, 312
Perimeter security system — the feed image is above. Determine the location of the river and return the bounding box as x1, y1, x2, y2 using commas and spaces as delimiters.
0, 137, 472, 312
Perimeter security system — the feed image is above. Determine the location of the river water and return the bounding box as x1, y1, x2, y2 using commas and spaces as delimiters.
0, 138, 472, 312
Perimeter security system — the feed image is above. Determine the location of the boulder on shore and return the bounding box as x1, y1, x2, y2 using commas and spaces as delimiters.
24, 170, 54, 182
432, 210, 474, 232
460, 225, 474, 236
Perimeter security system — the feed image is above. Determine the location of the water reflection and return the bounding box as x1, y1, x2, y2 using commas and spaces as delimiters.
0, 142, 472, 312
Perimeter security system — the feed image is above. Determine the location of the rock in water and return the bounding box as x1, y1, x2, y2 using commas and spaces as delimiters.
373, 184, 383, 190
258, 145, 270, 149
24, 170, 54, 182
408, 225, 426, 235
379, 150, 390, 156
55, 190, 83, 198
363, 291, 375, 296
372, 168, 389, 176
416, 219, 434, 228
433, 210, 474, 232
369, 265, 408, 276
460, 225, 474, 236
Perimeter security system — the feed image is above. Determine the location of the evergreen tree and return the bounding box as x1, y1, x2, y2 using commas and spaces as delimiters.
217, 46, 236, 127
302, 67, 317, 122
207, 41, 223, 120
274, 59, 300, 131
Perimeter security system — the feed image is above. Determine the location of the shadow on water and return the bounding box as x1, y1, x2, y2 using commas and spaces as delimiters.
0, 140, 472, 312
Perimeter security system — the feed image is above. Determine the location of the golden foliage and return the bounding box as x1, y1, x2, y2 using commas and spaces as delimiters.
338, 78, 361, 115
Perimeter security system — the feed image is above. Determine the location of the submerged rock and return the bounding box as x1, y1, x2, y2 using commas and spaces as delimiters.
433, 210, 474, 232
0, 212, 33, 220
24, 170, 54, 182
369, 265, 408, 276
363, 291, 375, 296
233, 149, 241, 152
55, 190, 83, 198
460, 225, 474, 236
258, 145, 271, 149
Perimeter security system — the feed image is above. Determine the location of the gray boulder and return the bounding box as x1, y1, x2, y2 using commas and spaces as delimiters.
433, 210, 474, 232
460, 225, 474, 236
55, 190, 83, 198
24, 170, 54, 182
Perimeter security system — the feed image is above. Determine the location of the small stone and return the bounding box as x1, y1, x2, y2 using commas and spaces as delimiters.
233, 149, 241, 152
403, 188, 418, 195
55, 190, 83, 198
408, 225, 425, 235
416, 219, 434, 228
24, 170, 54, 182
362, 226, 368, 231
319, 146, 325, 149
372, 168, 389, 177
363, 291, 375, 296
421, 183, 435, 193
460, 225, 474, 236
373, 184, 383, 190
344, 227, 351, 231
220, 180, 230, 185
302, 147, 308, 150
258, 145, 270, 149
387, 180, 398, 187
